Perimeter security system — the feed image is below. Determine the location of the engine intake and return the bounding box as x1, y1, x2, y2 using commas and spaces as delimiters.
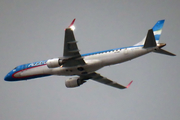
46, 58, 64, 68
65, 77, 86, 88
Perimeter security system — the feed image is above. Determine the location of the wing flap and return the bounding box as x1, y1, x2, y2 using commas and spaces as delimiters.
68, 50, 80, 53
67, 41, 78, 44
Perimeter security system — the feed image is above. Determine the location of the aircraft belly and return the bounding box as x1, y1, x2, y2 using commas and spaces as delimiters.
51, 47, 155, 76
14, 48, 154, 78
51, 59, 104, 76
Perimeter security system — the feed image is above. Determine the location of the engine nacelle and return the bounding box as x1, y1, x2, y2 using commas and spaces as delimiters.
46, 58, 64, 68
65, 77, 86, 88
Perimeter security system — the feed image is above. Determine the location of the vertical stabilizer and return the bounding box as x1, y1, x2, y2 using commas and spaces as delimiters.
135, 20, 165, 46
152, 20, 165, 43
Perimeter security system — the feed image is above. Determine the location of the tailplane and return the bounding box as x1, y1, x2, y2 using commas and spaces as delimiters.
154, 49, 176, 56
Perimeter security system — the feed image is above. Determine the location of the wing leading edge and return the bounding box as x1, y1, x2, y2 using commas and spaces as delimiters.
81, 72, 133, 89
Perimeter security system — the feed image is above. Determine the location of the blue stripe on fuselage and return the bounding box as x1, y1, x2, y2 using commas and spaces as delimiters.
81, 45, 143, 56
16, 60, 47, 71
24, 60, 47, 69
5, 45, 143, 81
16, 45, 143, 72
5, 60, 49, 81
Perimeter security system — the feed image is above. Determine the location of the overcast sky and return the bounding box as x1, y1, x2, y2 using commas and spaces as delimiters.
1, 0, 180, 120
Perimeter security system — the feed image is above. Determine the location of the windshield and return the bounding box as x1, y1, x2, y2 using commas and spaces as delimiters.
13, 66, 18, 70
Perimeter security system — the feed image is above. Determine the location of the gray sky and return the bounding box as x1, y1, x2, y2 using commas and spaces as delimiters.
1, 0, 180, 120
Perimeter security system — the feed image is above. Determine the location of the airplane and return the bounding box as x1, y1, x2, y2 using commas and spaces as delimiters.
4, 19, 176, 89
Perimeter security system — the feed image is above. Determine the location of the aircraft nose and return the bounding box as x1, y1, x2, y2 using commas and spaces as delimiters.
4, 73, 13, 81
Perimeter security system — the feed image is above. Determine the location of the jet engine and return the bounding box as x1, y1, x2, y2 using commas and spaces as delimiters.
46, 58, 64, 68
65, 77, 86, 88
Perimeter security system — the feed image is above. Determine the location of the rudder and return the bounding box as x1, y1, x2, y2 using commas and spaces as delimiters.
152, 19, 165, 43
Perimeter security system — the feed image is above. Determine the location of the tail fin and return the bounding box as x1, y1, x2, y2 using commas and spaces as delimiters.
152, 19, 165, 44
135, 20, 176, 56
135, 20, 165, 46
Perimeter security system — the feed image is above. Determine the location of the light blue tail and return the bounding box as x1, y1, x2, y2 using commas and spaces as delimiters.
135, 20, 165, 46
152, 19, 165, 43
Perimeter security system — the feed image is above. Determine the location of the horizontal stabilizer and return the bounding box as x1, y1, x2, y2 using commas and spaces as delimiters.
154, 49, 176, 56
143, 29, 157, 48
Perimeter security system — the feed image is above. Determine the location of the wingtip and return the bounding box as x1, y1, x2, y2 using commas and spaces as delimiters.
68, 18, 76, 28
126, 81, 133, 88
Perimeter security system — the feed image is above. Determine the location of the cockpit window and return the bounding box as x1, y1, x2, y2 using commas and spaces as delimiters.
13, 65, 20, 70
13, 66, 17, 70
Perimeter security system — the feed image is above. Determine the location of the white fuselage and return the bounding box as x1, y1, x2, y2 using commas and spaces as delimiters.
14, 45, 157, 79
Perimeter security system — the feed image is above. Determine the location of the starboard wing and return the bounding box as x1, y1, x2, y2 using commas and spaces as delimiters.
63, 19, 86, 67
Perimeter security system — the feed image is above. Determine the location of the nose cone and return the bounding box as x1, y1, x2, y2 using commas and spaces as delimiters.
4, 73, 11, 81
4, 72, 13, 81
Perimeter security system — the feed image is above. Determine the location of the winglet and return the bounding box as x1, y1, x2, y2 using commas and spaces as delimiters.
68, 19, 76, 28
126, 81, 133, 88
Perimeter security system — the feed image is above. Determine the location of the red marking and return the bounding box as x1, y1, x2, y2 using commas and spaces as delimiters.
12, 64, 47, 79
68, 18, 76, 28
126, 81, 133, 88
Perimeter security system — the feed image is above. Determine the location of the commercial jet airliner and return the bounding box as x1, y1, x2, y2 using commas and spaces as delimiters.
4, 19, 176, 89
